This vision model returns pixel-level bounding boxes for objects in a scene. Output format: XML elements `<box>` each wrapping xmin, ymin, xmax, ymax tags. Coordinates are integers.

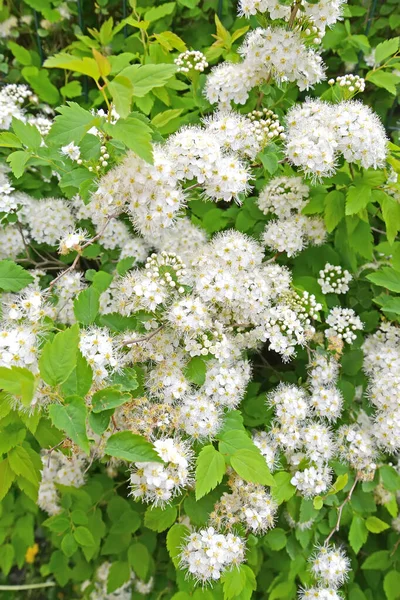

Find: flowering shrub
<box><xmin>0</xmin><ymin>1</ymin><xmax>400</xmax><ymax>599</ymax></box>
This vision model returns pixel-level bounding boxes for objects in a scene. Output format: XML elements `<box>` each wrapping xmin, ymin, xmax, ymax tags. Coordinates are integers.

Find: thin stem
<box><xmin>0</xmin><ymin>583</ymin><xmax>56</xmax><ymax>590</ymax></box>
<box><xmin>324</xmin><ymin>475</ymin><xmax>359</xmax><ymax>545</ymax></box>
<box><xmin>288</xmin><ymin>2</ymin><xmax>300</xmax><ymax>29</ymax></box>
<box><xmin>123</xmin><ymin>326</ymin><xmax>164</xmax><ymax>346</ymax></box>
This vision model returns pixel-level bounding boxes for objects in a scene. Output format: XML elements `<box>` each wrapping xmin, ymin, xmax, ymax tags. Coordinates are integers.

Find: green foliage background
<box><xmin>0</xmin><ymin>0</ymin><xmax>399</xmax><ymax>599</ymax></box>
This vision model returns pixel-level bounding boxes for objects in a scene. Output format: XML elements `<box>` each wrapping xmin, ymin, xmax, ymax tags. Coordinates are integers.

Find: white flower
<box><xmin>61</xmin><ymin>142</ymin><xmax>81</xmax><ymax>161</ymax></box>
<box><xmin>325</xmin><ymin>307</ymin><xmax>363</xmax><ymax>344</ymax></box>
<box><xmin>310</xmin><ymin>545</ymin><xmax>350</xmax><ymax>588</ymax></box>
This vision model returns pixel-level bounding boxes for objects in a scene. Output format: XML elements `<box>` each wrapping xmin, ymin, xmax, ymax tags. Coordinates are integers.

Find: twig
<box><xmin>390</xmin><ymin>537</ymin><xmax>400</xmax><ymax>557</ymax></box>
<box><xmin>123</xmin><ymin>326</ymin><xmax>164</xmax><ymax>346</ymax></box>
<box><xmin>0</xmin><ymin>583</ymin><xmax>55</xmax><ymax>591</ymax></box>
<box><xmin>288</xmin><ymin>2</ymin><xmax>300</xmax><ymax>28</ymax></box>
<box><xmin>324</xmin><ymin>475</ymin><xmax>359</xmax><ymax>545</ymax></box>
<box><xmin>49</xmin><ymin>214</ymin><xmax>116</xmax><ymax>289</ymax></box>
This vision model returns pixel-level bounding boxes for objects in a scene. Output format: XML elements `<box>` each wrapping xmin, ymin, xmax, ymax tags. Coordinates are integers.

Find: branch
<box><xmin>324</xmin><ymin>475</ymin><xmax>359</xmax><ymax>545</ymax></box>
<box><xmin>123</xmin><ymin>326</ymin><xmax>164</xmax><ymax>346</ymax></box>
<box><xmin>0</xmin><ymin>583</ymin><xmax>55</xmax><ymax>590</ymax></box>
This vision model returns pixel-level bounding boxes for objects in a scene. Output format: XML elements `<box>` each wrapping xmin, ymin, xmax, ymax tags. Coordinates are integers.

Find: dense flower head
<box><xmin>286</xmin><ymin>99</ymin><xmax>387</xmax><ymax>178</ymax></box>
<box><xmin>38</xmin><ymin>451</ymin><xmax>86</xmax><ymax>515</ymax></box>
<box><xmin>211</xmin><ymin>474</ymin><xmax>277</xmax><ymax>533</ymax></box>
<box><xmin>22</xmin><ymin>197</ymin><xmax>75</xmax><ymax>245</ymax></box>
<box><xmin>258</xmin><ymin>176</ymin><xmax>310</xmax><ymax>218</ymax></box>
<box><xmin>337</xmin><ymin>422</ymin><xmax>377</xmax><ymax>479</ymax></box>
<box><xmin>180</xmin><ymin>527</ymin><xmax>245</xmax><ymax>583</ymax></box>
<box><xmin>178</xmin><ymin>394</ymin><xmax>223</xmax><ymax>439</ymax></box>
<box><xmin>325</xmin><ymin>307</ymin><xmax>363</xmax><ymax>344</ymax></box>
<box><xmin>79</xmin><ymin>327</ymin><xmax>119</xmax><ymax>383</ymax></box>
<box><xmin>130</xmin><ymin>438</ymin><xmax>193</xmax><ymax>506</ymax></box>
<box><xmin>175</xmin><ymin>50</ymin><xmax>208</xmax><ymax>73</ymax></box>
<box><xmin>310</xmin><ymin>545</ymin><xmax>350</xmax><ymax>588</ymax></box>
<box><xmin>291</xmin><ymin>464</ymin><xmax>332</xmax><ymax>497</ymax></box>
<box><xmin>263</xmin><ymin>214</ymin><xmax>326</xmax><ymax>257</ymax></box>
<box><xmin>318</xmin><ymin>264</ymin><xmax>352</xmax><ymax>295</ymax></box>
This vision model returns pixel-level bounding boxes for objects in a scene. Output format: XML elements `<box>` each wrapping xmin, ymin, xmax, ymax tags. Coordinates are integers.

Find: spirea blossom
<box><xmin>178</xmin><ymin>394</ymin><xmax>223</xmax><ymax>439</ymax></box>
<box><xmin>22</xmin><ymin>197</ymin><xmax>75</xmax><ymax>245</ymax></box>
<box><xmin>337</xmin><ymin>423</ymin><xmax>377</xmax><ymax>480</ymax></box>
<box><xmin>205</xmin><ymin>27</ymin><xmax>325</xmax><ymax>107</ymax></box>
<box><xmin>310</xmin><ymin>545</ymin><xmax>350</xmax><ymax>588</ymax></box>
<box><xmin>258</xmin><ymin>176</ymin><xmax>309</xmax><ymax>218</ymax></box>
<box><xmin>0</xmin><ymin>225</ymin><xmax>25</xmax><ymax>259</ymax></box>
<box><xmin>300</xmin><ymin>587</ymin><xmax>342</xmax><ymax>600</ymax></box>
<box><xmin>286</xmin><ymin>99</ymin><xmax>387</xmax><ymax>178</ymax></box>
<box><xmin>291</xmin><ymin>465</ymin><xmax>332</xmax><ymax>497</ymax></box>
<box><xmin>175</xmin><ymin>50</ymin><xmax>208</xmax><ymax>73</ymax></box>
<box><xmin>179</xmin><ymin>527</ymin><xmax>245</xmax><ymax>583</ymax></box>
<box><xmin>79</xmin><ymin>327</ymin><xmax>119</xmax><ymax>383</ymax></box>
<box><xmin>318</xmin><ymin>264</ymin><xmax>352</xmax><ymax>294</ymax></box>
<box><xmin>211</xmin><ymin>474</ymin><xmax>277</xmax><ymax>533</ymax></box>
<box><xmin>130</xmin><ymin>438</ymin><xmax>193</xmax><ymax>505</ymax></box>
<box><xmin>263</xmin><ymin>214</ymin><xmax>326</xmax><ymax>257</ymax></box>
<box><xmin>325</xmin><ymin>307</ymin><xmax>363</xmax><ymax>344</ymax></box>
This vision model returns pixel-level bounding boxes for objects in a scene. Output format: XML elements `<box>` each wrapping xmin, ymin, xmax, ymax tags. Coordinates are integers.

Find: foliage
<box><xmin>0</xmin><ymin>0</ymin><xmax>400</xmax><ymax>600</ymax></box>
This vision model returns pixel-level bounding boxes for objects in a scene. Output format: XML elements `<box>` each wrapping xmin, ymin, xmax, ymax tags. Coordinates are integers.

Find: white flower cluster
<box><xmin>38</xmin><ymin>451</ymin><xmax>86</xmax><ymax>515</ymax></box>
<box><xmin>147</xmin><ymin>217</ymin><xmax>207</xmax><ymax>266</ymax></box>
<box><xmin>0</xmin><ymin>83</ymin><xmax>31</xmax><ymax>129</ymax></box>
<box><xmin>257</xmin><ymin>175</ymin><xmax>310</xmax><ymax>218</ymax></box>
<box><xmin>54</xmin><ymin>271</ymin><xmax>86</xmax><ymax>324</ymax></box>
<box><xmin>328</xmin><ymin>73</ymin><xmax>365</xmax><ymax>93</ymax></box>
<box><xmin>211</xmin><ymin>474</ymin><xmax>277</xmax><ymax>533</ymax></box>
<box><xmin>310</xmin><ymin>545</ymin><xmax>350</xmax><ymax>587</ymax></box>
<box><xmin>247</xmin><ymin>108</ymin><xmax>286</xmax><ymax>145</ymax></box>
<box><xmin>325</xmin><ymin>307</ymin><xmax>363</xmax><ymax>344</ymax></box>
<box><xmin>318</xmin><ymin>263</ymin><xmax>352</xmax><ymax>294</ymax></box>
<box><xmin>337</xmin><ymin>422</ymin><xmax>377</xmax><ymax>480</ymax></box>
<box><xmin>180</xmin><ymin>527</ymin><xmax>245</xmax><ymax>583</ymax></box>
<box><xmin>0</xmin><ymin>171</ymin><xmax>18</xmax><ymax>213</ymax></box>
<box><xmin>130</xmin><ymin>438</ymin><xmax>193</xmax><ymax>506</ymax></box>
<box><xmin>308</xmin><ymin>353</ymin><xmax>343</xmax><ymax>421</ymax></box>
<box><xmin>286</xmin><ymin>99</ymin><xmax>387</xmax><ymax>179</ymax></box>
<box><xmin>22</xmin><ymin>197</ymin><xmax>75</xmax><ymax>245</ymax></box>
<box><xmin>79</xmin><ymin>327</ymin><xmax>119</xmax><ymax>383</ymax></box>
<box><xmin>0</xmin><ymin>225</ymin><xmax>25</xmax><ymax>259</ymax></box>
<box><xmin>0</xmin><ymin>325</ymin><xmax>38</xmax><ymax>370</ymax></box>
<box><xmin>175</xmin><ymin>50</ymin><xmax>208</xmax><ymax>73</ymax></box>
<box><xmin>178</xmin><ymin>394</ymin><xmax>223</xmax><ymax>439</ymax></box>
<box><xmin>263</xmin><ymin>206</ymin><xmax>326</xmax><ymax>257</ymax></box>
<box><xmin>205</xmin><ymin>27</ymin><xmax>325</xmax><ymax>107</ymax></box>
<box><xmin>363</xmin><ymin>324</ymin><xmax>400</xmax><ymax>452</ymax></box>
<box><xmin>238</xmin><ymin>0</ymin><xmax>346</xmax><ymax>34</ymax></box>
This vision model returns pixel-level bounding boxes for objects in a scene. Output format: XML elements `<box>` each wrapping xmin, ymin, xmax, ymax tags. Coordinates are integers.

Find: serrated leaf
<box><xmin>0</xmin><ymin>260</ymin><xmax>34</xmax><ymax>292</ymax></box>
<box><xmin>73</xmin><ymin>287</ymin><xmax>100</xmax><ymax>326</ymax></box>
<box><xmin>12</xmin><ymin>117</ymin><xmax>42</xmax><ymax>150</ymax></box>
<box><xmin>0</xmin><ymin>132</ymin><xmax>23</xmax><ymax>148</ymax></box>
<box><xmin>230</xmin><ymin>449</ymin><xmax>275</xmax><ymax>486</ymax></box>
<box><xmin>0</xmin><ymin>459</ymin><xmax>16</xmax><ymax>501</ymax></box>
<box><xmin>195</xmin><ymin>445</ymin><xmax>226</xmax><ymax>500</ymax></box>
<box><xmin>361</xmin><ymin>550</ymin><xmax>391</xmax><ymax>570</ymax></box>
<box><xmin>103</xmin><ymin>117</ymin><xmax>153</xmax><ymax>163</ymax></box>
<box><xmin>74</xmin><ymin>526</ymin><xmax>95</xmax><ymax>546</ymax></box>
<box><xmin>6</xmin><ymin>150</ymin><xmax>31</xmax><ymax>178</ymax></box>
<box><xmin>104</xmin><ymin>431</ymin><xmax>162</xmax><ymax>462</ymax></box>
<box><xmin>375</xmin><ymin>37</ymin><xmax>400</xmax><ymax>63</ymax></box>
<box><xmin>47</xmin><ymin>102</ymin><xmax>98</xmax><ymax>146</ymax></box>
<box><xmin>366</xmin><ymin>267</ymin><xmax>400</xmax><ymax>293</ymax></box>
<box><xmin>128</xmin><ymin>543</ymin><xmax>150</xmax><ymax>579</ymax></box>
<box><xmin>44</xmin><ymin>53</ymin><xmax>101</xmax><ymax>80</ymax></box>
<box><xmin>48</xmin><ymin>396</ymin><xmax>90</xmax><ymax>454</ymax></box>
<box><xmin>324</xmin><ymin>190</ymin><xmax>345</xmax><ymax>232</ymax></box>
<box><xmin>346</xmin><ymin>185</ymin><xmax>371</xmax><ymax>215</ymax></box>
<box><xmin>365</xmin><ymin>516</ymin><xmax>389</xmax><ymax>533</ymax></box>
<box><xmin>144</xmin><ymin>505</ymin><xmax>177</xmax><ymax>532</ymax></box>
<box><xmin>39</xmin><ymin>324</ymin><xmax>79</xmax><ymax>386</ymax></box>
<box><xmin>91</xmin><ymin>387</ymin><xmax>131</xmax><ymax>413</ymax></box>
<box><xmin>349</xmin><ymin>515</ymin><xmax>368</xmax><ymax>554</ymax></box>
<box><xmin>8</xmin><ymin>446</ymin><xmax>40</xmax><ymax>486</ymax></box>
<box><xmin>120</xmin><ymin>63</ymin><xmax>177</xmax><ymax>97</ymax></box>
<box><xmin>0</xmin><ymin>367</ymin><xmax>35</xmax><ymax>407</ymax></box>
<box><xmin>166</xmin><ymin>523</ymin><xmax>189</xmax><ymax>567</ymax></box>
<box><xmin>108</xmin><ymin>75</ymin><xmax>134</xmax><ymax>119</ymax></box>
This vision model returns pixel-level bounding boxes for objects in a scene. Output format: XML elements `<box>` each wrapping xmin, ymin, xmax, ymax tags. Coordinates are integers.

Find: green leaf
<box><xmin>264</xmin><ymin>528</ymin><xmax>287</xmax><ymax>551</ymax></box>
<box><xmin>6</xmin><ymin>150</ymin><xmax>31</xmax><ymax>178</ymax></box>
<box><xmin>44</xmin><ymin>52</ymin><xmax>100</xmax><ymax>80</ymax></box>
<box><xmin>108</xmin><ymin>367</ymin><xmax>138</xmax><ymax>392</ymax></box>
<box><xmin>0</xmin><ymin>132</ymin><xmax>23</xmax><ymax>148</ymax></box>
<box><xmin>166</xmin><ymin>523</ymin><xmax>189</xmax><ymax>567</ymax></box>
<box><xmin>384</xmin><ymin>571</ymin><xmax>400</xmax><ymax>600</ymax></box>
<box><xmin>61</xmin><ymin>533</ymin><xmax>78</xmax><ymax>557</ymax></box>
<box><xmin>74</xmin><ymin>526</ymin><xmax>95</xmax><ymax>546</ymax></box>
<box><xmin>185</xmin><ymin>356</ymin><xmax>207</xmax><ymax>386</ymax></box>
<box><xmin>21</xmin><ymin>66</ymin><xmax>60</xmax><ymax>104</ymax></box>
<box><xmin>91</xmin><ymin>387</ymin><xmax>131</xmax><ymax>413</ymax></box>
<box><xmin>195</xmin><ymin>445</ymin><xmax>226</xmax><ymax>500</ymax></box>
<box><xmin>108</xmin><ymin>75</ymin><xmax>134</xmax><ymax>119</ymax></box>
<box><xmin>380</xmin><ymin>465</ymin><xmax>400</xmax><ymax>492</ymax></box>
<box><xmin>218</xmin><ymin>430</ymin><xmax>256</xmax><ymax>455</ymax></box>
<box><xmin>0</xmin><ymin>459</ymin><xmax>16</xmax><ymax>501</ymax></box>
<box><xmin>222</xmin><ymin>565</ymin><xmax>256</xmax><ymax>600</ymax></box>
<box><xmin>375</xmin><ymin>37</ymin><xmax>400</xmax><ymax>63</ymax></box>
<box><xmin>366</xmin><ymin>267</ymin><xmax>400</xmax><ymax>293</ymax></box>
<box><xmin>230</xmin><ymin>449</ymin><xmax>275</xmax><ymax>486</ymax></box>
<box><xmin>103</xmin><ymin>117</ymin><xmax>153</xmax><ymax>163</ymax></box>
<box><xmin>367</xmin><ymin>70</ymin><xmax>400</xmax><ymax>95</ymax></box>
<box><xmin>365</xmin><ymin>516</ymin><xmax>390</xmax><ymax>533</ymax></box>
<box><xmin>271</xmin><ymin>472</ymin><xmax>296</xmax><ymax>505</ymax></box>
<box><xmin>60</xmin><ymin>81</ymin><xmax>83</xmax><ymax>98</ymax></box>
<box><xmin>0</xmin><ymin>260</ymin><xmax>34</xmax><ymax>292</ymax></box>
<box><xmin>0</xmin><ymin>367</ymin><xmax>35</xmax><ymax>407</ymax></box>
<box><xmin>73</xmin><ymin>287</ymin><xmax>100</xmax><ymax>326</ymax></box>
<box><xmin>0</xmin><ymin>544</ymin><xmax>14</xmax><ymax>576</ymax></box>
<box><xmin>61</xmin><ymin>351</ymin><xmax>93</xmax><ymax>398</ymax></box>
<box><xmin>104</xmin><ymin>431</ymin><xmax>162</xmax><ymax>462</ymax></box>
<box><xmin>39</xmin><ymin>324</ymin><xmax>79</xmax><ymax>386</ymax></box>
<box><xmin>107</xmin><ymin>561</ymin><xmax>131</xmax><ymax>594</ymax></box>
<box><xmin>144</xmin><ymin>2</ymin><xmax>176</xmax><ymax>22</ymax></box>
<box><xmin>120</xmin><ymin>63</ymin><xmax>177</xmax><ymax>97</ymax></box>
<box><xmin>375</xmin><ymin>190</ymin><xmax>400</xmax><ymax>244</ymax></box>
<box><xmin>361</xmin><ymin>550</ymin><xmax>391</xmax><ymax>570</ymax></box>
<box><xmin>349</xmin><ymin>515</ymin><xmax>368</xmax><ymax>554</ymax></box>
<box><xmin>128</xmin><ymin>542</ymin><xmax>150</xmax><ymax>580</ymax></box>
<box><xmin>346</xmin><ymin>185</ymin><xmax>372</xmax><ymax>215</ymax></box>
<box><xmin>327</xmin><ymin>473</ymin><xmax>349</xmax><ymax>495</ymax></box>
<box><xmin>47</xmin><ymin>102</ymin><xmax>98</xmax><ymax>146</ymax></box>
<box><xmin>8</xmin><ymin>446</ymin><xmax>40</xmax><ymax>487</ymax></box>
<box><xmin>12</xmin><ymin>117</ymin><xmax>42</xmax><ymax>150</ymax></box>
<box><xmin>144</xmin><ymin>505</ymin><xmax>177</xmax><ymax>532</ymax></box>
<box><xmin>48</xmin><ymin>396</ymin><xmax>90</xmax><ymax>454</ymax></box>
<box><xmin>8</xmin><ymin>41</ymin><xmax>32</xmax><ymax>65</ymax></box>
<box><xmin>324</xmin><ymin>190</ymin><xmax>345</xmax><ymax>232</ymax></box>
